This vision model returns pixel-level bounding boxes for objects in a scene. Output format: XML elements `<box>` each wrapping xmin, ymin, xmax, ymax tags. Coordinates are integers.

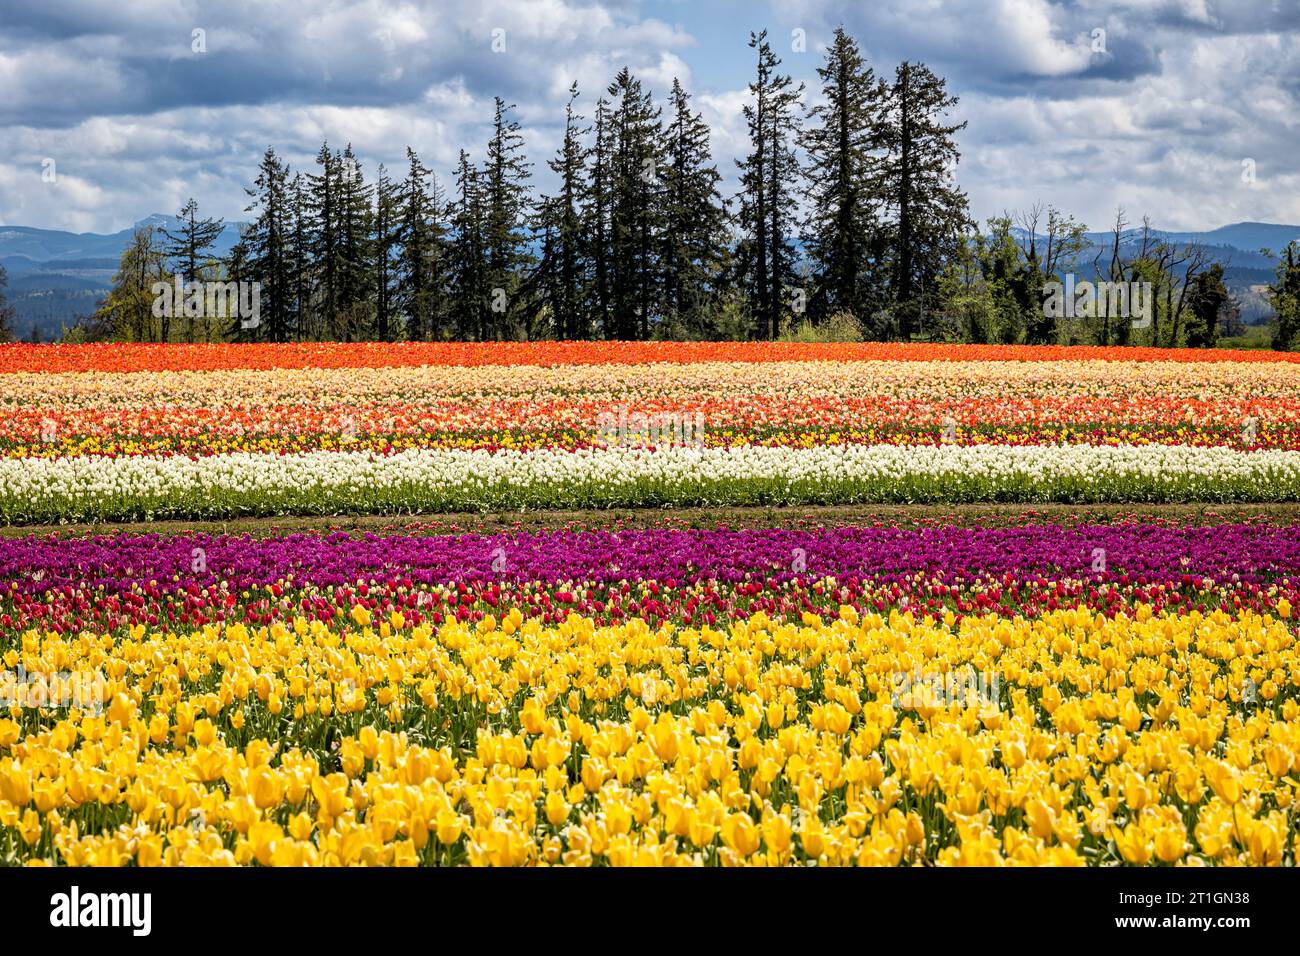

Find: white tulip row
<box><xmin>4</xmin><ymin>442</ymin><xmax>1300</xmax><ymax>522</ymax></box>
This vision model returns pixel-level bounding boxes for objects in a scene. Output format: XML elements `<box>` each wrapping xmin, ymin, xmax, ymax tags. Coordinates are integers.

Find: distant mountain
<box><xmin>1005</xmin><ymin>220</ymin><xmax>1295</xmax><ymax>322</ymax></box>
<box><xmin>1118</xmin><ymin>222</ymin><xmax>1300</xmax><ymax>255</ymax></box>
<box><xmin>0</xmin><ymin>215</ymin><xmax>243</xmax><ymax>340</ymax></box>
<box><xmin>0</xmin><ymin>214</ymin><xmax>242</xmax><ymax>265</ymax></box>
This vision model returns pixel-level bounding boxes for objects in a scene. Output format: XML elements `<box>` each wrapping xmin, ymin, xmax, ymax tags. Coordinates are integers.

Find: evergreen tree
<box><xmin>372</xmin><ymin>163</ymin><xmax>401</xmax><ymax>341</ymax></box>
<box><xmin>448</xmin><ymin>151</ymin><xmax>490</xmax><ymax>340</ymax></box>
<box><xmin>483</xmin><ymin>97</ymin><xmax>532</xmax><ymax>339</ymax></box>
<box><xmin>880</xmin><ymin>60</ymin><xmax>970</xmax><ymax>340</ymax></box>
<box><xmin>982</xmin><ymin>216</ymin><xmax>1038</xmax><ymax>344</ymax></box>
<box><xmin>160</xmin><ymin>198</ymin><xmax>226</xmax><ymax>342</ymax></box>
<box><xmin>583</xmin><ymin>96</ymin><xmax>615</xmax><ymax>338</ymax></box>
<box><xmin>1220</xmin><ymin>294</ymin><xmax>1245</xmax><ymax>340</ymax></box>
<box><xmin>535</xmin><ymin>82</ymin><xmax>590</xmax><ymax>340</ymax></box>
<box><xmin>0</xmin><ymin>263</ymin><xmax>16</xmax><ymax>343</ymax></box>
<box><xmin>221</xmin><ymin>237</ymin><xmax>253</xmax><ymax>338</ymax></box>
<box><xmin>737</xmin><ymin>31</ymin><xmax>804</xmax><ymax>340</ymax></box>
<box><xmin>1269</xmin><ymin>242</ymin><xmax>1300</xmax><ymax>352</ymax></box>
<box><xmin>308</xmin><ymin>142</ymin><xmax>341</xmax><ymax>337</ymax></box>
<box><xmin>1184</xmin><ymin>263</ymin><xmax>1228</xmax><ymax>348</ymax></box>
<box><xmin>241</xmin><ymin>147</ymin><xmax>294</xmax><ymax>341</ymax></box>
<box><xmin>800</xmin><ymin>27</ymin><xmax>886</xmax><ymax>325</ymax></box>
<box><xmin>398</xmin><ymin>148</ymin><xmax>448</xmax><ymax>340</ymax></box>
<box><xmin>335</xmin><ymin>144</ymin><xmax>374</xmax><ymax>340</ymax></box>
<box><xmin>661</xmin><ymin>77</ymin><xmax>729</xmax><ymax>337</ymax></box>
<box><xmin>288</xmin><ymin>173</ymin><xmax>314</xmax><ymax>341</ymax></box>
<box><xmin>606</xmin><ymin>69</ymin><xmax>664</xmax><ymax>340</ymax></box>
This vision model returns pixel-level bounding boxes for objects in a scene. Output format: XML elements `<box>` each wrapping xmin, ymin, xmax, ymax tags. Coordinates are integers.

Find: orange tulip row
<box><xmin>4</xmin><ymin>340</ymin><xmax>1299</xmax><ymax>374</ymax></box>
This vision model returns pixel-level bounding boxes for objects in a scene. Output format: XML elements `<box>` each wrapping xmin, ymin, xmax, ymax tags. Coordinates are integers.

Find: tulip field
<box><xmin>1</xmin><ymin>341</ymin><xmax>1299</xmax><ymax>866</ymax></box>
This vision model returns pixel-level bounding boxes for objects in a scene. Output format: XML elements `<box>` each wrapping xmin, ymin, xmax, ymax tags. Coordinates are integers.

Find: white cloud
<box><xmin>0</xmin><ymin>0</ymin><xmax>1296</xmax><ymax>234</ymax></box>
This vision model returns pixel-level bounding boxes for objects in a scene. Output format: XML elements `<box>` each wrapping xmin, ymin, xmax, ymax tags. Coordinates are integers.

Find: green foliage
<box><xmin>1184</xmin><ymin>263</ymin><xmax>1228</xmax><ymax>348</ymax></box>
<box><xmin>92</xmin><ymin>226</ymin><xmax>171</xmax><ymax>341</ymax></box>
<box><xmin>1270</xmin><ymin>242</ymin><xmax>1300</xmax><ymax>352</ymax></box>
<box><xmin>778</xmin><ymin>311</ymin><xmax>866</xmax><ymax>343</ymax></box>
<box><xmin>0</xmin><ymin>263</ymin><xmax>16</xmax><ymax>343</ymax></box>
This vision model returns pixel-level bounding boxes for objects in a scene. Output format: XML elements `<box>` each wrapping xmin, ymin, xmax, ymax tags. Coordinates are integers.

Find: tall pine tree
<box><xmin>1184</xmin><ymin>263</ymin><xmax>1228</xmax><ymax>348</ymax></box>
<box><xmin>288</xmin><ymin>173</ymin><xmax>314</xmax><ymax>341</ymax></box>
<box><xmin>661</xmin><ymin>77</ymin><xmax>729</xmax><ymax>337</ymax></box>
<box><xmin>583</xmin><ymin>96</ymin><xmax>615</xmax><ymax>338</ymax></box>
<box><xmin>335</xmin><ymin>144</ymin><xmax>374</xmax><ymax>340</ymax></box>
<box><xmin>737</xmin><ymin>31</ymin><xmax>804</xmax><ymax>340</ymax></box>
<box><xmin>372</xmin><ymin>163</ymin><xmax>401</xmax><ymax>341</ymax></box>
<box><xmin>0</xmin><ymin>263</ymin><xmax>16</xmax><ymax>343</ymax></box>
<box><xmin>398</xmin><ymin>148</ymin><xmax>448</xmax><ymax>340</ymax></box>
<box><xmin>308</xmin><ymin>143</ymin><xmax>340</xmax><ymax>338</ymax></box>
<box><xmin>607</xmin><ymin>68</ymin><xmax>664</xmax><ymax>340</ymax></box>
<box><xmin>880</xmin><ymin>60</ymin><xmax>970</xmax><ymax>340</ymax></box>
<box><xmin>1269</xmin><ymin>242</ymin><xmax>1300</xmax><ymax>351</ymax></box>
<box><xmin>160</xmin><ymin>197</ymin><xmax>225</xmax><ymax>342</ymax></box>
<box><xmin>535</xmin><ymin>82</ymin><xmax>590</xmax><ymax>340</ymax></box>
<box><xmin>800</xmin><ymin>27</ymin><xmax>886</xmax><ymax>327</ymax></box>
<box><xmin>241</xmin><ymin>147</ymin><xmax>294</xmax><ymax>341</ymax></box>
<box><xmin>448</xmin><ymin>151</ymin><xmax>490</xmax><ymax>340</ymax></box>
<box><xmin>483</xmin><ymin>98</ymin><xmax>532</xmax><ymax>339</ymax></box>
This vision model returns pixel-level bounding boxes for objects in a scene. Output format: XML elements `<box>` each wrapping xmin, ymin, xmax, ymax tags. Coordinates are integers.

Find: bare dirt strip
<box><xmin>5</xmin><ymin>502</ymin><xmax>1300</xmax><ymax>539</ymax></box>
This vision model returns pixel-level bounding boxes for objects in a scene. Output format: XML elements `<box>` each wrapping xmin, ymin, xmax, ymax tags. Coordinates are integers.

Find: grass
<box><xmin>1219</xmin><ymin>323</ymin><xmax>1274</xmax><ymax>350</ymax></box>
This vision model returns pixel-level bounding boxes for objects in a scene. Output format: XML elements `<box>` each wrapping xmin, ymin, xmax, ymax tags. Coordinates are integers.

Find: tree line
<box><xmin>50</xmin><ymin>26</ymin><xmax>1300</xmax><ymax>349</ymax></box>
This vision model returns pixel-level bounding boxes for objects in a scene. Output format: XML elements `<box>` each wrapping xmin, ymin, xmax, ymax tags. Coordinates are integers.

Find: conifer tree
<box><xmin>0</xmin><ymin>263</ymin><xmax>18</xmax><ymax>343</ymax></box>
<box><xmin>607</xmin><ymin>68</ymin><xmax>664</xmax><ymax>340</ymax></box>
<box><xmin>800</xmin><ymin>27</ymin><xmax>886</xmax><ymax>326</ymax></box>
<box><xmin>535</xmin><ymin>82</ymin><xmax>590</xmax><ymax>340</ymax></box>
<box><xmin>1270</xmin><ymin>242</ymin><xmax>1300</xmax><ymax>351</ymax></box>
<box><xmin>241</xmin><ymin>147</ymin><xmax>294</xmax><ymax>341</ymax></box>
<box><xmin>1184</xmin><ymin>263</ymin><xmax>1228</xmax><ymax>348</ymax></box>
<box><xmin>398</xmin><ymin>148</ymin><xmax>448</xmax><ymax>340</ymax></box>
<box><xmin>483</xmin><ymin>97</ymin><xmax>532</xmax><ymax>339</ymax></box>
<box><xmin>308</xmin><ymin>142</ymin><xmax>340</xmax><ymax>335</ymax></box>
<box><xmin>372</xmin><ymin>163</ymin><xmax>401</xmax><ymax>341</ymax></box>
<box><xmin>160</xmin><ymin>197</ymin><xmax>225</xmax><ymax>341</ymax></box>
<box><xmin>737</xmin><ymin>31</ymin><xmax>804</xmax><ymax>340</ymax></box>
<box><xmin>879</xmin><ymin>60</ymin><xmax>970</xmax><ymax>340</ymax></box>
<box><xmin>583</xmin><ymin>96</ymin><xmax>615</xmax><ymax>338</ymax></box>
<box><xmin>335</xmin><ymin>144</ymin><xmax>374</xmax><ymax>340</ymax></box>
<box><xmin>448</xmin><ymin>151</ymin><xmax>490</xmax><ymax>340</ymax></box>
<box><xmin>288</xmin><ymin>173</ymin><xmax>314</xmax><ymax>341</ymax></box>
<box><xmin>661</xmin><ymin>77</ymin><xmax>728</xmax><ymax>337</ymax></box>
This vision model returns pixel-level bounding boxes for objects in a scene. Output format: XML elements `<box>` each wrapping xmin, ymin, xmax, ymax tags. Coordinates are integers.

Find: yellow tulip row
<box><xmin>1</xmin><ymin>603</ymin><xmax>1297</xmax><ymax>866</ymax></box>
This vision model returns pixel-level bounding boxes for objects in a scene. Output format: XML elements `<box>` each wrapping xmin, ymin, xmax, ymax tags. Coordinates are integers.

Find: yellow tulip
<box><xmin>722</xmin><ymin>813</ymin><xmax>761</xmax><ymax>857</ymax></box>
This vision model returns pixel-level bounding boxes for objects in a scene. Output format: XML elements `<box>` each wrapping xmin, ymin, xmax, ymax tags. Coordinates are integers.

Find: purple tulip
<box><xmin>3</xmin><ymin>522</ymin><xmax>1297</xmax><ymax>596</ymax></box>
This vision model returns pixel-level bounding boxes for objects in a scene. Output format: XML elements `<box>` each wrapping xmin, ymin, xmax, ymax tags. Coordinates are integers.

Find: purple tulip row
<box><xmin>4</xmin><ymin>522</ymin><xmax>1297</xmax><ymax>595</ymax></box>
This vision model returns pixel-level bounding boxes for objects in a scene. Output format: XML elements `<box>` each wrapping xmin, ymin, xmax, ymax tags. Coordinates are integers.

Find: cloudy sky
<box><xmin>1</xmin><ymin>0</ymin><xmax>1297</xmax><ymax>235</ymax></box>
